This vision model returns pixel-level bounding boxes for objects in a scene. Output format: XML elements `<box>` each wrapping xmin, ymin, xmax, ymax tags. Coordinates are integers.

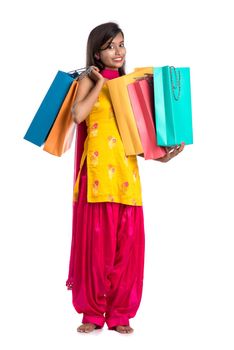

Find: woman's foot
<box><xmin>115</xmin><ymin>325</ymin><xmax>134</xmax><ymax>334</ymax></box>
<box><xmin>77</xmin><ymin>323</ymin><xmax>98</xmax><ymax>333</ymax></box>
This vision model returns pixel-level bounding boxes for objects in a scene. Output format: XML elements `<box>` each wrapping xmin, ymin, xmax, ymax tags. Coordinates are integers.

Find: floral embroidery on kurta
<box><xmin>73</xmin><ymin>83</ymin><xmax>142</xmax><ymax>206</ymax></box>
<box><xmin>90</xmin><ymin>122</ymin><xmax>98</xmax><ymax>137</ymax></box>
<box><xmin>92</xmin><ymin>180</ymin><xmax>99</xmax><ymax>196</ymax></box>
<box><xmin>108</xmin><ymin>164</ymin><xmax>115</xmax><ymax>179</ymax></box>
<box><xmin>107</xmin><ymin>136</ymin><xmax>117</xmax><ymax>149</ymax></box>
<box><xmin>90</xmin><ymin>151</ymin><xmax>99</xmax><ymax>166</ymax></box>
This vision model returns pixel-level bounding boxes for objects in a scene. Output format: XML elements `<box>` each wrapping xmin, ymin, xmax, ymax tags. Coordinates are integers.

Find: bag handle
<box><xmin>169</xmin><ymin>66</ymin><xmax>181</xmax><ymax>101</ymax></box>
<box><xmin>133</xmin><ymin>73</ymin><xmax>153</xmax><ymax>81</ymax></box>
<box><xmin>68</xmin><ymin>66</ymin><xmax>93</xmax><ymax>80</ymax></box>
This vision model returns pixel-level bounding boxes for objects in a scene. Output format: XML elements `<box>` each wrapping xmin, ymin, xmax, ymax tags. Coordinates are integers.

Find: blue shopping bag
<box><xmin>153</xmin><ymin>66</ymin><xmax>193</xmax><ymax>146</ymax></box>
<box><xmin>24</xmin><ymin>67</ymin><xmax>91</xmax><ymax>147</ymax></box>
<box><xmin>24</xmin><ymin>71</ymin><xmax>75</xmax><ymax>146</ymax></box>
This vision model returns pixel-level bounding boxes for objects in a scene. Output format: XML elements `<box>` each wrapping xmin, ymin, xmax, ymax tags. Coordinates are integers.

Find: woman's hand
<box><xmin>88</xmin><ymin>66</ymin><xmax>107</xmax><ymax>85</ymax></box>
<box><xmin>157</xmin><ymin>142</ymin><xmax>185</xmax><ymax>162</ymax></box>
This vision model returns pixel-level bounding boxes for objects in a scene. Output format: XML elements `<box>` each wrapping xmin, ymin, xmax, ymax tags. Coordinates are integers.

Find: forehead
<box><xmin>102</xmin><ymin>32</ymin><xmax>124</xmax><ymax>48</ymax></box>
<box><xmin>111</xmin><ymin>32</ymin><xmax>124</xmax><ymax>43</ymax></box>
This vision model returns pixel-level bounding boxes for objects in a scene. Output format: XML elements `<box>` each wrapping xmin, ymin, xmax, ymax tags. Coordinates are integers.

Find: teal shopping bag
<box><xmin>153</xmin><ymin>66</ymin><xmax>193</xmax><ymax>146</ymax></box>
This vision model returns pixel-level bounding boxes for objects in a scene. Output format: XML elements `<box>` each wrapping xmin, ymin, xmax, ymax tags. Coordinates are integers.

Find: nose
<box><xmin>115</xmin><ymin>46</ymin><xmax>120</xmax><ymax>55</ymax></box>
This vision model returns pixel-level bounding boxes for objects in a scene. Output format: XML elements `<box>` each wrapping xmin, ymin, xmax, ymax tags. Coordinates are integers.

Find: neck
<box><xmin>100</xmin><ymin>68</ymin><xmax>120</xmax><ymax>79</ymax></box>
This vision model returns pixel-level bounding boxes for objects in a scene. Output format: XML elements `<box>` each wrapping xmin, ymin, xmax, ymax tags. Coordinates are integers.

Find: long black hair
<box><xmin>86</xmin><ymin>22</ymin><xmax>126</xmax><ymax>76</ymax></box>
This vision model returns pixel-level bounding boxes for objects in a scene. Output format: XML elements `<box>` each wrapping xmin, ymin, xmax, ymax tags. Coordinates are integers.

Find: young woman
<box><xmin>66</xmin><ymin>22</ymin><xmax>184</xmax><ymax>334</ymax></box>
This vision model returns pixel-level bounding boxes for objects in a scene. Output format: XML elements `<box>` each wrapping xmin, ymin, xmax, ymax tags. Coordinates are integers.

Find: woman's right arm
<box><xmin>71</xmin><ymin>67</ymin><xmax>106</xmax><ymax>124</ymax></box>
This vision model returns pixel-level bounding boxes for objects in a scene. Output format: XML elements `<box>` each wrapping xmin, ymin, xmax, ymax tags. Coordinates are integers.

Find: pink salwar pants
<box><xmin>66</xmin><ymin>124</ymin><xmax>145</xmax><ymax>329</ymax></box>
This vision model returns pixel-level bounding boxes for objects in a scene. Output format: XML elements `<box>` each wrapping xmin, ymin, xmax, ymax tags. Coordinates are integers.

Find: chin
<box><xmin>111</xmin><ymin>63</ymin><xmax>124</xmax><ymax>69</ymax></box>
<box><xmin>106</xmin><ymin>66</ymin><xmax>120</xmax><ymax>71</ymax></box>
<box><xmin>107</xmin><ymin>60</ymin><xmax>125</xmax><ymax>70</ymax></box>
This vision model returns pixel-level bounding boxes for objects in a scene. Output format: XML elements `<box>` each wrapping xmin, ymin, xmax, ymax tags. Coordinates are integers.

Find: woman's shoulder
<box><xmin>76</xmin><ymin>75</ymin><xmax>95</xmax><ymax>101</ymax></box>
<box><xmin>78</xmin><ymin>74</ymin><xmax>95</xmax><ymax>90</ymax></box>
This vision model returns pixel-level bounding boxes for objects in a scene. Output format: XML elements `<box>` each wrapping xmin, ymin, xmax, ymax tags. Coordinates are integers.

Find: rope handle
<box><xmin>169</xmin><ymin>66</ymin><xmax>181</xmax><ymax>101</ymax></box>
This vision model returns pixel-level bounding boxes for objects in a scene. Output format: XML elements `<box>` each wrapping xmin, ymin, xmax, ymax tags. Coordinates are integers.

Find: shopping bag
<box><xmin>127</xmin><ymin>76</ymin><xmax>166</xmax><ymax>160</ymax></box>
<box><xmin>106</xmin><ymin>67</ymin><xmax>153</xmax><ymax>156</ymax></box>
<box><xmin>153</xmin><ymin>66</ymin><xmax>193</xmax><ymax>146</ymax></box>
<box><xmin>24</xmin><ymin>67</ymin><xmax>92</xmax><ymax>149</ymax></box>
<box><xmin>43</xmin><ymin>80</ymin><xmax>79</xmax><ymax>156</ymax></box>
<box><xmin>24</xmin><ymin>71</ymin><xmax>75</xmax><ymax>147</ymax></box>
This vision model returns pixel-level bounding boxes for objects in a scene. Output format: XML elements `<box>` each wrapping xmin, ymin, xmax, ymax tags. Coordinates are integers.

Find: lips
<box><xmin>113</xmin><ymin>57</ymin><xmax>123</xmax><ymax>62</ymax></box>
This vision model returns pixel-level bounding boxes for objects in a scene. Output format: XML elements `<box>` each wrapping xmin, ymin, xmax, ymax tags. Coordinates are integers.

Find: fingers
<box><xmin>88</xmin><ymin>67</ymin><xmax>103</xmax><ymax>82</ymax></box>
<box><xmin>92</xmin><ymin>66</ymin><xmax>99</xmax><ymax>71</ymax></box>
<box><xmin>169</xmin><ymin>145</ymin><xmax>182</xmax><ymax>158</ymax></box>
<box><xmin>179</xmin><ymin>142</ymin><xmax>185</xmax><ymax>152</ymax></box>
<box><xmin>158</xmin><ymin>142</ymin><xmax>185</xmax><ymax>162</ymax></box>
<box><xmin>89</xmin><ymin>68</ymin><xmax>99</xmax><ymax>76</ymax></box>
<box><xmin>89</xmin><ymin>65</ymin><xmax>100</xmax><ymax>73</ymax></box>
<box><xmin>167</xmin><ymin>142</ymin><xmax>185</xmax><ymax>153</ymax></box>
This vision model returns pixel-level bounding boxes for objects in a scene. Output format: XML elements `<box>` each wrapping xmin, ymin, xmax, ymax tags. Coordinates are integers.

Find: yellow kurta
<box><xmin>73</xmin><ymin>82</ymin><xmax>143</xmax><ymax>206</ymax></box>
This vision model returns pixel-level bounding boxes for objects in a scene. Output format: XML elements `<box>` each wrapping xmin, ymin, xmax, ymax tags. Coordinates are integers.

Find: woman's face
<box><xmin>96</xmin><ymin>32</ymin><xmax>126</xmax><ymax>70</ymax></box>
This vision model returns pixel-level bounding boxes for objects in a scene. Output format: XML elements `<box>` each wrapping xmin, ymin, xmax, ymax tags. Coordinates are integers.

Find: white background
<box><xmin>1</xmin><ymin>0</ymin><xmax>234</xmax><ymax>349</ymax></box>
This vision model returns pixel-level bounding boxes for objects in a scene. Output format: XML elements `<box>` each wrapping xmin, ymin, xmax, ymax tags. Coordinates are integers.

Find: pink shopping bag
<box><xmin>127</xmin><ymin>76</ymin><xmax>166</xmax><ymax>160</ymax></box>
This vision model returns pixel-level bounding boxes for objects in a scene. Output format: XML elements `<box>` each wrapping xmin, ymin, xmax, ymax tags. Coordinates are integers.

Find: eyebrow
<box><xmin>110</xmin><ymin>40</ymin><xmax>124</xmax><ymax>44</ymax></box>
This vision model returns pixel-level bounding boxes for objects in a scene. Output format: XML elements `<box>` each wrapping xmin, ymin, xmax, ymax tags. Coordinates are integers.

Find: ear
<box><xmin>95</xmin><ymin>52</ymin><xmax>100</xmax><ymax>60</ymax></box>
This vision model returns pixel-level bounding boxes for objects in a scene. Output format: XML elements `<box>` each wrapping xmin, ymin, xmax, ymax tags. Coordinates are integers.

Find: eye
<box><xmin>107</xmin><ymin>43</ymin><xmax>125</xmax><ymax>49</ymax></box>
